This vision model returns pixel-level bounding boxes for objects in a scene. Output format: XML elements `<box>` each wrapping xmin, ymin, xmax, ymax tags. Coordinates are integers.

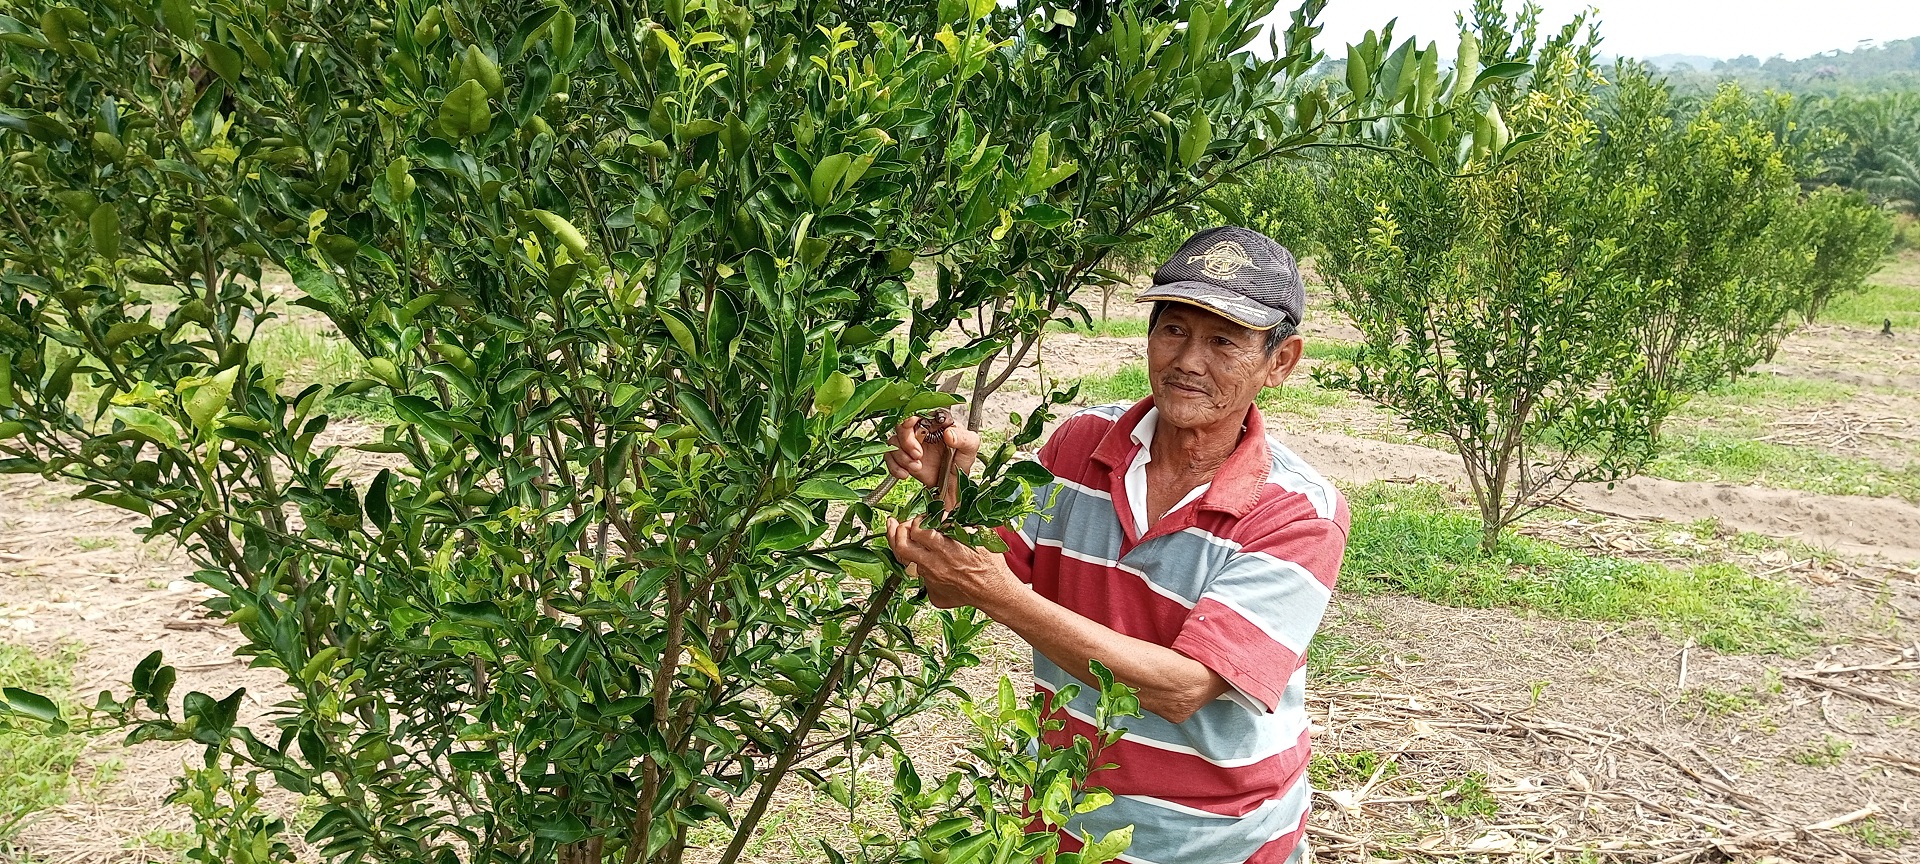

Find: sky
<box><xmin>1304</xmin><ymin>1</ymin><xmax>1920</xmax><ymax>64</ymax></box>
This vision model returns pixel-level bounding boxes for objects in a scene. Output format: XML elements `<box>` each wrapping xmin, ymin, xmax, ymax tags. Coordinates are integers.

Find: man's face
<box><xmin>1146</xmin><ymin>303</ymin><xmax>1305</xmax><ymax>431</ymax></box>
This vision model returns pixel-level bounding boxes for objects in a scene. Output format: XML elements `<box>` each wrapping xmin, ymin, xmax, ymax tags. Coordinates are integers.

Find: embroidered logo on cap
<box><xmin>1186</xmin><ymin>239</ymin><xmax>1255</xmax><ymax>279</ymax></box>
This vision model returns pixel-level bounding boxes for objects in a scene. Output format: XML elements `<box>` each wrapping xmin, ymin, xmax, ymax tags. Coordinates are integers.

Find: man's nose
<box><xmin>1170</xmin><ymin>340</ymin><xmax>1208</xmax><ymax>375</ymax></box>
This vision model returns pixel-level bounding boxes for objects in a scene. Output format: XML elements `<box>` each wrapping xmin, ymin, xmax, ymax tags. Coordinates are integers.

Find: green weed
<box><xmin>0</xmin><ymin>642</ymin><xmax>87</xmax><ymax>842</ymax></box>
<box><xmin>1844</xmin><ymin>817</ymin><xmax>1912</xmax><ymax>850</ymax></box>
<box><xmin>1303</xmin><ymin>340</ymin><xmax>1360</xmax><ymax>363</ymax></box>
<box><xmin>252</xmin><ymin>321</ymin><xmax>365</xmax><ymax>387</ymax></box>
<box><xmin>1822</xmin><ymin>260</ymin><xmax>1920</xmax><ymax>330</ymax></box>
<box><xmin>1341</xmin><ymin>482</ymin><xmax>1815</xmax><ymax>653</ymax></box>
<box><xmin>1431</xmin><ymin>772</ymin><xmax>1499</xmax><ymax>819</ymax></box>
<box><xmin>249</xmin><ymin>321</ymin><xmax>394</xmax><ymax>422</ymax></box>
<box><xmin>126</xmin><ymin>827</ymin><xmax>195</xmax><ymax>859</ymax></box>
<box><xmin>1679</xmin><ymin>686</ymin><xmax>1759</xmax><ymax>720</ymax></box>
<box><xmin>1257</xmin><ymin>378</ymin><xmax>1346</xmax><ymax>417</ymax></box>
<box><xmin>1067</xmin><ymin>364</ymin><xmax>1152</xmax><ymax>407</ymax></box>
<box><xmin>1646</xmin><ymin>429</ymin><xmax>1920</xmax><ymax>503</ymax></box>
<box><xmin>1305</xmin><ymin>630</ymin><xmax>1374</xmax><ymax>685</ymax></box>
<box><xmin>1308</xmin><ymin>748</ymin><xmax>1399</xmax><ymax>788</ymax></box>
<box><xmin>1787</xmin><ymin>735</ymin><xmax>1852</xmax><ymax>767</ymax></box>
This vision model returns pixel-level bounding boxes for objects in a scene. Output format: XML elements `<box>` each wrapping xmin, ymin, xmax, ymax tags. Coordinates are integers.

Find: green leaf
<box><xmin>904</xmin><ymin>390</ymin><xmax>962</xmax><ymax>413</ymax></box>
<box><xmin>181</xmin><ymin>366</ymin><xmax>238</xmax><ymax>433</ymax></box>
<box><xmin>160</xmin><ymin>0</ymin><xmax>195</xmax><ymax>37</ymax></box>
<box><xmin>531</xmin><ymin>209</ymin><xmax>588</xmax><ymax>258</ymax></box>
<box><xmin>366</xmin><ymin>469</ymin><xmax>392</xmax><ymax>526</ymax></box>
<box><xmin>814</xmin><ymin>371</ymin><xmax>853</xmax><ymax>415</ymax></box>
<box><xmin>439</xmin><ymin>79</ymin><xmax>493</xmax><ymax>138</ymax></box>
<box><xmin>1005</xmin><ymin>460</ymin><xmax>1054</xmax><ymax>486</ymax></box>
<box><xmin>89</xmin><ymin>203</ymin><xmax>119</xmax><ymax>259</ymax></box>
<box><xmin>1019</xmin><ymin>202</ymin><xmax>1071</xmax><ymax>229</ymax></box>
<box><xmin>795</xmin><ymin>479</ymin><xmax>861</xmax><ymax>501</ymax></box>
<box><xmin>1402</xmin><ymin>125</ymin><xmax>1441</xmax><ymax>166</ymax></box>
<box><xmin>111</xmin><ymin>406</ymin><xmax>179</xmax><ymax>447</ymax></box>
<box><xmin>676</xmin><ymin>390</ymin><xmax>723</xmax><ymax>441</ymax></box>
<box><xmin>1451</xmin><ymin>30</ymin><xmax>1479</xmax><ymax>103</ymax></box>
<box><xmin>675</xmin><ymin>117</ymin><xmax>722</xmax><ymax>141</ymax></box>
<box><xmin>743</xmin><ymin>249</ymin><xmax>778</xmax><ymax>309</ymax></box>
<box><xmin>1471</xmin><ymin>62</ymin><xmax>1532</xmax><ymax>92</ymax></box>
<box><xmin>1080</xmin><ymin>825</ymin><xmax>1132</xmax><ymax>864</ymax></box>
<box><xmin>1345</xmin><ymin>42</ymin><xmax>1371</xmax><ymax>98</ymax></box>
<box><xmin>442</xmin><ymin>601</ymin><xmax>508</xmax><ymax>628</ymax></box>
<box><xmin>199</xmin><ymin>40</ymin><xmax>242</xmax><ymax>82</ymax></box>
<box><xmin>1179</xmin><ymin>110</ymin><xmax>1211</xmax><ymax>168</ymax></box>
<box><xmin>810</xmin><ymin>152</ymin><xmax>852</xmax><ymax>207</ymax></box>
<box><xmin>1</xmin><ymin>687</ymin><xmax>66</xmax><ymax>734</ymax></box>
<box><xmin>659</xmin><ymin>311</ymin><xmax>699</xmax><ymax>356</ymax></box>
<box><xmin>460</xmin><ymin>44</ymin><xmax>505</xmax><ymax>99</ymax></box>
<box><xmin>531</xmin><ymin>814</ymin><xmax>589</xmax><ymax>843</ymax></box>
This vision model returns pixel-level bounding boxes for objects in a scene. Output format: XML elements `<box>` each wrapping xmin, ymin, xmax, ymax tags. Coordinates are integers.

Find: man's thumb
<box><xmin>943</xmin><ymin>426</ymin><xmax>979</xmax><ymax>454</ymax></box>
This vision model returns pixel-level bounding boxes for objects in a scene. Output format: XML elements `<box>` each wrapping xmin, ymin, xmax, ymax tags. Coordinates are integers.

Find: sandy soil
<box><xmin>1</xmin><ymin>475</ymin><xmax>301</xmax><ymax>862</ymax></box>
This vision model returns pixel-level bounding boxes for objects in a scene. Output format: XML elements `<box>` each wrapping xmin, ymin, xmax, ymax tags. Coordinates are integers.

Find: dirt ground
<box><xmin>4</xmin><ymin>286</ymin><xmax>1920</xmax><ymax>862</ymax></box>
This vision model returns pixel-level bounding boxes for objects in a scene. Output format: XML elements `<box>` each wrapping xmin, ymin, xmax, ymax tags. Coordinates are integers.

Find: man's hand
<box><xmin>883</xmin><ymin>417</ymin><xmax>981</xmax><ymax>490</ymax></box>
<box><xmin>885</xmin><ymin>515</ymin><xmax>1021</xmax><ymax>611</ymax></box>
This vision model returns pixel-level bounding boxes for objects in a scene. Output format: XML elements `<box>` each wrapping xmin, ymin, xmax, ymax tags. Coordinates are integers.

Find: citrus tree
<box><xmin>1789</xmin><ymin>185</ymin><xmax>1894</xmax><ymax>323</ymax></box>
<box><xmin>1591</xmin><ymin>67</ymin><xmax>1819</xmax><ymax>401</ymax></box>
<box><xmin>1315</xmin><ymin>2</ymin><xmax>1670</xmax><ymax>551</ymax></box>
<box><xmin>0</xmin><ymin>0</ymin><xmax>1469</xmax><ymax>861</ymax></box>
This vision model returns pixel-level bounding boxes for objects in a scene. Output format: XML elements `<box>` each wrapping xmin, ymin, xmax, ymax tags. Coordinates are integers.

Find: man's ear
<box><xmin>1265</xmin><ymin>334</ymin><xmax>1306</xmax><ymax>388</ymax></box>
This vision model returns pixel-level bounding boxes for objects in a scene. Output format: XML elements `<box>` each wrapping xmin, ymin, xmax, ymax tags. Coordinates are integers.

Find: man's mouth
<box><xmin>1162</xmin><ymin>378</ymin><xmax>1211</xmax><ymax>397</ymax></box>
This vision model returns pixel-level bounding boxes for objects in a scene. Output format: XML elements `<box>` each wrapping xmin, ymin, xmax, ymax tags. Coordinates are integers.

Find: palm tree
<box><xmin>1864</xmin><ymin>151</ymin><xmax>1920</xmax><ymax>214</ymax></box>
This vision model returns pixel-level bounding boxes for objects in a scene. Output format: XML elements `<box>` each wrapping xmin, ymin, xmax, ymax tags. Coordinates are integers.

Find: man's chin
<box><xmin>1154</xmin><ymin>394</ymin><xmax>1221</xmax><ymax>428</ymax></box>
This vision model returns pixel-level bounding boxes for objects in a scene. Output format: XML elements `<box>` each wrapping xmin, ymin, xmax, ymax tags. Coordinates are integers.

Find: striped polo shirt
<box><xmin>996</xmin><ymin>399</ymin><xmax>1349</xmax><ymax>864</ymax></box>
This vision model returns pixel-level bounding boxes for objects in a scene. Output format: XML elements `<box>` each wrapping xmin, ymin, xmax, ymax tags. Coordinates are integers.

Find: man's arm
<box><xmin>885</xmin><ymin>517</ymin><xmax>1230</xmax><ymax>723</ymax></box>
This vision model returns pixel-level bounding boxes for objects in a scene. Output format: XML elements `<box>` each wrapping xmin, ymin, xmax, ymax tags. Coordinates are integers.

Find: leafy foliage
<box><xmin>0</xmin><ymin>0</ymin><xmax>1469</xmax><ymax>862</ymax></box>
<box><xmin>945</xmin><ymin>0</ymin><xmax>1467</xmax><ymax>426</ymax></box>
<box><xmin>1789</xmin><ymin>185</ymin><xmax>1894</xmax><ymax>322</ymax></box>
<box><xmin>1593</xmin><ymin>68</ymin><xmax>1824</xmax><ymax>396</ymax></box>
<box><xmin>1128</xmin><ymin>161</ymin><xmax>1321</xmax><ymax>283</ymax></box>
<box><xmin>1315</xmin><ymin>3</ymin><xmax>1665</xmax><ymax>551</ymax></box>
<box><xmin>0</xmin><ymin>643</ymin><xmax>85</xmax><ymax>842</ymax></box>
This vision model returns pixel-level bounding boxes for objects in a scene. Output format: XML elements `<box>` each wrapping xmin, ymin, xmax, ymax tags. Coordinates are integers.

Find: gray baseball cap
<box><xmin>1136</xmin><ymin>226</ymin><xmax>1304</xmax><ymax>331</ymax></box>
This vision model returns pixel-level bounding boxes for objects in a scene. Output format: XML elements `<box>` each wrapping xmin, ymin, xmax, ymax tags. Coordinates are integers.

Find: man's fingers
<box><xmin>894</xmin><ymin>418</ymin><xmax>924</xmax><ymax>460</ymax></box>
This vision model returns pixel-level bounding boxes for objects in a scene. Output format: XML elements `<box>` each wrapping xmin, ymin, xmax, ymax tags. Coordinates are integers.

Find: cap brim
<box><xmin>1136</xmin><ymin>281</ymin><xmax>1288</xmax><ymax>331</ymax></box>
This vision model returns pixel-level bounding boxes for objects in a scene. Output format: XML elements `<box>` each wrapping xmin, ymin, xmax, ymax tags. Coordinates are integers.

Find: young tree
<box><xmin>1316</xmin><ymin>4</ymin><xmax>1669</xmax><ymax>552</ymax></box>
<box><xmin>1591</xmin><ymin>68</ymin><xmax>1816</xmax><ymax>403</ymax></box>
<box><xmin>0</xmin><ymin>0</ymin><xmax>1474</xmax><ymax>861</ymax></box>
<box><xmin>1789</xmin><ymin>185</ymin><xmax>1894</xmax><ymax>323</ymax></box>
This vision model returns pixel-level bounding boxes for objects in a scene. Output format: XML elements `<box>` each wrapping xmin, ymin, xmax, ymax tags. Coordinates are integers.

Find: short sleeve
<box><xmin>1170</xmin><ymin>516</ymin><xmax>1344</xmax><ymax>713</ymax></box>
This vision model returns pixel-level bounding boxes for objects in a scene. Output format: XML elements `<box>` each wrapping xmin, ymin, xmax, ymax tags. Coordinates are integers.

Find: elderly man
<box><xmin>885</xmin><ymin>226</ymin><xmax>1349</xmax><ymax>864</ymax></box>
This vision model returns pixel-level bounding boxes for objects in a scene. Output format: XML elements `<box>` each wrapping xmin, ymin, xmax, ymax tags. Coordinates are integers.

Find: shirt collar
<box><xmin>1128</xmin><ymin>407</ymin><xmax>1159</xmax><ymax>451</ymax></box>
<box><xmin>1091</xmin><ymin>397</ymin><xmax>1272</xmax><ymax>517</ymax></box>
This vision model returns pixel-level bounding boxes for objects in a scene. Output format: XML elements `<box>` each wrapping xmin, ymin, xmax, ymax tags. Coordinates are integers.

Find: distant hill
<box><xmin>1642</xmin><ymin>54</ymin><xmax>1720</xmax><ymax>72</ymax></box>
<box><xmin>1660</xmin><ymin>36</ymin><xmax>1920</xmax><ymax>94</ymax></box>
<box><xmin>1311</xmin><ymin>36</ymin><xmax>1920</xmax><ymax>96</ymax></box>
